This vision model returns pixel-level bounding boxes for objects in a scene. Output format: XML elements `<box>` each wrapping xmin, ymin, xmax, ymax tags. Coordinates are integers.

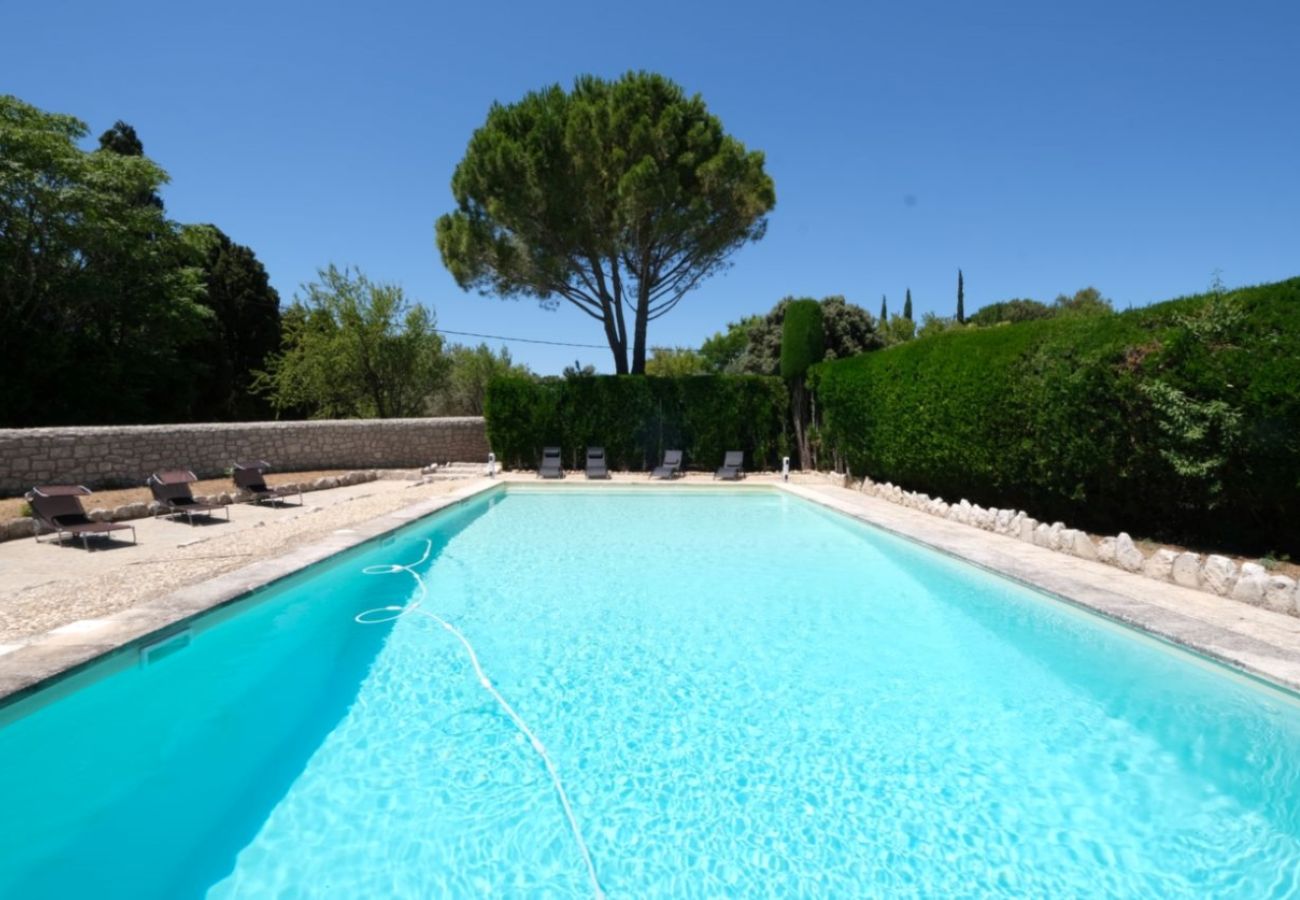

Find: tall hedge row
<box><xmin>484</xmin><ymin>375</ymin><xmax>789</xmax><ymax>472</ymax></box>
<box><xmin>812</xmin><ymin>278</ymin><xmax>1300</xmax><ymax>554</ymax></box>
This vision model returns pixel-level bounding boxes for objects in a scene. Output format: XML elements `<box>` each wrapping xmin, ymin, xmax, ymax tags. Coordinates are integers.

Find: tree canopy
<box><xmin>436</xmin><ymin>71</ymin><xmax>776</xmax><ymax>374</ymax></box>
<box><xmin>730</xmin><ymin>295</ymin><xmax>881</xmax><ymax>375</ymax></box>
<box><xmin>0</xmin><ymin>95</ymin><xmax>211</xmax><ymax>425</ymax></box>
<box><xmin>255</xmin><ymin>266</ymin><xmax>447</xmax><ymax>419</ymax></box>
<box><xmin>645</xmin><ymin>346</ymin><xmax>709</xmax><ymax>377</ymax></box>
<box><xmin>429</xmin><ymin>343</ymin><xmax>531</xmax><ymax>415</ymax></box>
<box><xmin>966</xmin><ymin>298</ymin><xmax>1053</xmax><ymax>326</ymax></box>
<box><xmin>184</xmin><ymin>225</ymin><xmax>282</xmax><ymax>420</ymax></box>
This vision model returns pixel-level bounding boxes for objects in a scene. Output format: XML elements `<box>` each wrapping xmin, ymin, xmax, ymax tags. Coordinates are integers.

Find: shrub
<box><xmin>484</xmin><ymin>375</ymin><xmax>788</xmax><ymax>472</ymax></box>
<box><xmin>812</xmin><ymin>278</ymin><xmax>1300</xmax><ymax>554</ymax></box>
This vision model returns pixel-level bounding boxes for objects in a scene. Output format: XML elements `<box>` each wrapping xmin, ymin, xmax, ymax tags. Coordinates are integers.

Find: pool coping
<box><xmin>0</xmin><ymin>478</ymin><xmax>507</xmax><ymax>708</ymax></box>
<box><xmin>4</xmin><ymin>475</ymin><xmax>1299</xmax><ymax>709</ymax></box>
<box><xmin>774</xmin><ymin>481</ymin><xmax>1300</xmax><ymax>697</ymax></box>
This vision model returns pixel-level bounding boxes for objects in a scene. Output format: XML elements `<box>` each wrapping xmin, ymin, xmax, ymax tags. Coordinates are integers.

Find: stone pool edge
<box><xmin>0</xmin><ymin>478</ymin><xmax>506</xmax><ymax>707</ymax></box>
<box><xmin>777</xmin><ymin>481</ymin><xmax>1300</xmax><ymax>696</ymax></box>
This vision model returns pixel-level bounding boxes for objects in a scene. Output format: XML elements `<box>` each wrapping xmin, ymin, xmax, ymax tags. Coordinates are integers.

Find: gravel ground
<box><xmin>0</xmin><ymin>478</ymin><xmax>466</xmax><ymax>645</ymax></box>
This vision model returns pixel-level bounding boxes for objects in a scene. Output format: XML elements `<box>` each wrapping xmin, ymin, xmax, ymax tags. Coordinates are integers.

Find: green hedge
<box><xmin>780</xmin><ymin>299</ymin><xmax>824</xmax><ymax>379</ymax></box>
<box><xmin>484</xmin><ymin>374</ymin><xmax>789</xmax><ymax>472</ymax></box>
<box><xmin>812</xmin><ymin>278</ymin><xmax>1300</xmax><ymax>555</ymax></box>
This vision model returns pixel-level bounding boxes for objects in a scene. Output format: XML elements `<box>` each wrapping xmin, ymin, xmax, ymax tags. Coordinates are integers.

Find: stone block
<box><xmin>1231</xmin><ymin>566</ymin><xmax>1267</xmax><ymax>606</ymax></box>
<box><xmin>1114</xmin><ymin>533</ymin><xmax>1145</xmax><ymax>572</ymax></box>
<box><xmin>1070</xmin><ymin>531</ymin><xmax>1098</xmax><ymax>561</ymax></box>
<box><xmin>1201</xmin><ymin>555</ymin><xmax>1238</xmax><ymax>596</ymax></box>
<box><xmin>1047</xmin><ymin>522</ymin><xmax>1066</xmax><ymax>551</ymax></box>
<box><xmin>4</xmin><ymin>517</ymin><xmax>36</xmax><ymax>540</ymax></box>
<box><xmin>1033</xmin><ymin>523</ymin><xmax>1052</xmax><ymax>547</ymax></box>
<box><xmin>1142</xmin><ymin>549</ymin><xmax>1178</xmax><ymax>581</ymax></box>
<box><xmin>1171</xmin><ymin>552</ymin><xmax>1201</xmax><ymax>588</ymax></box>
<box><xmin>1097</xmin><ymin>537</ymin><xmax>1117</xmax><ymax>565</ymax></box>
<box><xmin>1264</xmin><ymin>575</ymin><xmax>1297</xmax><ymax>615</ymax></box>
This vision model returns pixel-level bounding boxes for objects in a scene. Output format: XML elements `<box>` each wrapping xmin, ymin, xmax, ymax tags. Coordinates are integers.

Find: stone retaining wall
<box><xmin>0</xmin><ymin>418</ymin><xmax>488</xmax><ymax>496</ymax></box>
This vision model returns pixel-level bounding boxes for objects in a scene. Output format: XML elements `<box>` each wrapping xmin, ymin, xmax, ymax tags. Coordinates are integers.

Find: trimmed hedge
<box><xmin>780</xmin><ymin>299</ymin><xmax>824</xmax><ymax>379</ymax></box>
<box><xmin>812</xmin><ymin>278</ymin><xmax>1300</xmax><ymax>554</ymax></box>
<box><xmin>484</xmin><ymin>374</ymin><xmax>789</xmax><ymax>472</ymax></box>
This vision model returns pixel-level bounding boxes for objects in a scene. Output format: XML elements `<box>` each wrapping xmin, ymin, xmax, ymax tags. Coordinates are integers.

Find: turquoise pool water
<box><xmin>2</xmin><ymin>487</ymin><xmax>1300</xmax><ymax>897</ymax></box>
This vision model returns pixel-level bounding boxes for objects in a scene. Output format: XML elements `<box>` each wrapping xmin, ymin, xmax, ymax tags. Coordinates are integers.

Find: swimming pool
<box><xmin>2</xmin><ymin>486</ymin><xmax>1299</xmax><ymax>897</ymax></box>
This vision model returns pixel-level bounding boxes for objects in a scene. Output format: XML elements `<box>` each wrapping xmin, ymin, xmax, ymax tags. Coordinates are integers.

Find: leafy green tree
<box><xmin>903</xmin><ymin>289</ymin><xmax>913</xmax><ymax>321</ymax></box>
<box><xmin>699</xmin><ymin>315</ymin><xmax>761</xmax><ymax>373</ymax></box>
<box><xmin>917</xmin><ymin>311</ymin><xmax>961</xmax><ymax>339</ymax></box>
<box><xmin>0</xmin><ymin>95</ymin><xmax>210</xmax><ymax>425</ymax></box>
<box><xmin>183</xmin><ymin>225</ymin><xmax>283</xmax><ymax>420</ymax></box>
<box><xmin>255</xmin><ymin>266</ymin><xmax>448</xmax><ymax>418</ymax></box>
<box><xmin>97</xmin><ymin>119</ymin><xmax>163</xmax><ymax>209</ymax></box>
<box><xmin>1054</xmin><ymin>286</ymin><xmax>1113</xmax><ymax>316</ymax></box>
<box><xmin>957</xmin><ymin>269</ymin><xmax>966</xmax><ymax>324</ymax></box>
<box><xmin>880</xmin><ymin>314</ymin><xmax>917</xmax><ymax>346</ymax></box>
<box><xmin>880</xmin><ymin>295</ymin><xmax>888</xmax><ymax>323</ymax></box>
<box><xmin>98</xmin><ymin>120</ymin><xmax>144</xmax><ymax>156</ymax></box>
<box><xmin>429</xmin><ymin>343</ymin><xmax>531</xmax><ymax>415</ymax></box>
<box><xmin>645</xmin><ymin>346</ymin><xmax>709</xmax><ymax>376</ymax></box>
<box><xmin>781</xmin><ymin>300</ymin><xmax>825</xmax><ymax>468</ymax></box>
<box><xmin>735</xmin><ymin>295</ymin><xmax>880</xmax><ymax>375</ymax></box>
<box><xmin>967</xmin><ymin>298</ymin><xmax>1053</xmax><ymax>326</ymax></box>
<box><xmin>436</xmin><ymin>72</ymin><xmax>776</xmax><ymax>374</ymax></box>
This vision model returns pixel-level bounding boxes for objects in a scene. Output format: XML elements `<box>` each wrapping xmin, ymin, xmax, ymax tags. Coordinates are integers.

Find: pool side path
<box><xmin>0</xmin><ymin>478</ymin><xmax>504</xmax><ymax>705</ymax></box>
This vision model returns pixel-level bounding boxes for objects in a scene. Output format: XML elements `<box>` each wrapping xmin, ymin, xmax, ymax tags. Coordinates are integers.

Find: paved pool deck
<box><xmin>2</xmin><ymin>471</ymin><xmax>1299</xmax><ymax>709</ymax></box>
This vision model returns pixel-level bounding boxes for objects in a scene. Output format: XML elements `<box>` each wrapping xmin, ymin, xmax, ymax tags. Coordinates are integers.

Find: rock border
<box><xmin>0</xmin><ymin>470</ymin><xmax>383</xmax><ymax>543</ymax></box>
<box><xmin>853</xmin><ymin>475</ymin><xmax>1298</xmax><ymax>618</ymax></box>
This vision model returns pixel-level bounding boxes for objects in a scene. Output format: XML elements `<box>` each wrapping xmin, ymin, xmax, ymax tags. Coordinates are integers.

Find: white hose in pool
<box><xmin>356</xmin><ymin>540</ymin><xmax>605</xmax><ymax>899</ymax></box>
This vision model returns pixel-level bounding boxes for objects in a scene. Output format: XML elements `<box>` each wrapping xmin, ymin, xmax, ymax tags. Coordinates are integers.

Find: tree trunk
<box><xmin>791</xmin><ymin>377</ymin><xmax>809</xmax><ymax>469</ymax></box>
<box><xmin>631</xmin><ymin>279</ymin><xmax>650</xmax><ymax>374</ymax></box>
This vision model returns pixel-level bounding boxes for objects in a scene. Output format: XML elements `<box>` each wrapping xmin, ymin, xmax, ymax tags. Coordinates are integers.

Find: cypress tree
<box><xmin>781</xmin><ymin>299</ymin><xmax>825</xmax><ymax>469</ymax></box>
<box><xmin>957</xmin><ymin>269</ymin><xmax>965</xmax><ymax>324</ymax></box>
<box><xmin>903</xmin><ymin>288</ymin><xmax>913</xmax><ymax>321</ymax></box>
<box><xmin>880</xmin><ymin>294</ymin><xmax>888</xmax><ymax>323</ymax></box>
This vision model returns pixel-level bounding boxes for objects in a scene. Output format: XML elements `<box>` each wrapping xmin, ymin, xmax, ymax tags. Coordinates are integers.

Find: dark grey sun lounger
<box><xmin>147</xmin><ymin>469</ymin><xmax>230</xmax><ymax>524</ymax></box>
<box><xmin>585</xmin><ymin>446</ymin><xmax>609</xmax><ymax>479</ymax></box>
<box><xmin>25</xmin><ymin>485</ymin><xmax>137</xmax><ymax>550</ymax></box>
<box><xmin>232</xmin><ymin>460</ymin><xmax>302</xmax><ymax>506</ymax></box>
<box><xmin>652</xmin><ymin>449</ymin><xmax>683</xmax><ymax>480</ymax></box>
<box><xmin>714</xmin><ymin>450</ymin><xmax>745</xmax><ymax>481</ymax></box>
<box><xmin>538</xmin><ymin>447</ymin><xmax>564</xmax><ymax>479</ymax></box>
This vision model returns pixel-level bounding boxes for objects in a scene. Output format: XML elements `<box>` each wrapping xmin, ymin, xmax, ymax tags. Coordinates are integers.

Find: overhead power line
<box><xmin>433</xmin><ymin>328</ymin><xmax>607</xmax><ymax>349</ymax></box>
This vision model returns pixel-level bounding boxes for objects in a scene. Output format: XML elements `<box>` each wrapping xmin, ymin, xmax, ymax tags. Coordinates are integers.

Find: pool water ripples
<box><xmin>3</xmin><ymin>489</ymin><xmax>1300</xmax><ymax>896</ymax></box>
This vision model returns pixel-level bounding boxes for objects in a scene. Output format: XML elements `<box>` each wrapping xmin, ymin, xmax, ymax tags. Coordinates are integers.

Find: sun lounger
<box><xmin>714</xmin><ymin>450</ymin><xmax>745</xmax><ymax>481</ymax></box>
<box><xmin>652</xmin><ymin>449</ymin><xmax>683</xmax><ymax>480</ymax></box>
<box><xmin>538</xmin><ymin>447</ymin><xmax>564</xmax><ymax>479</ymax></box>
<box><xmin>147</xmin><ymin>469</ymin><xmax>230</xmax><ymax>524</ymax></box>
<box><xmin>585</xmin><ymin>446</ymin><xmax>609</xmax><ymax>479</ymax></box>
<box><xmin>25</xmin><ymin>485</ymin><xmax>137</xmax><ymax>550</ymax></box>
<box><xmin>232</xmin><ymin>460</ymin><xmax>302</xmax><ymax>506</ymax></box>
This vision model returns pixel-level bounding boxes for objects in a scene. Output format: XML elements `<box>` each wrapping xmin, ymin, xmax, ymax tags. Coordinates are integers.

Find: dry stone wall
<box><xmin>0</xmin><ymin>418</ymin><xmax>488</xmax><ymax>495</ymax></box>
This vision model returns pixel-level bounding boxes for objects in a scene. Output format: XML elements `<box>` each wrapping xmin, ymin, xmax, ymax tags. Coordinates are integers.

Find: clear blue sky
<box><xmin>8</xmin><ymin>0</ymin><xmax>1298</xmax><ymax>373</ymax></box>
